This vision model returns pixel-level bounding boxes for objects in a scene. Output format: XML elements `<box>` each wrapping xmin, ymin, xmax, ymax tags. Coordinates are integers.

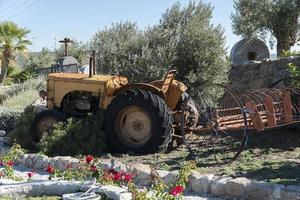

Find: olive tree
<box><xmin>90</xmin><ymin>1</ymin><xmax>229</xmax><ymax>97</ymax></box>
<box><xmin>232</xmin><ymin>0</ymin><xmax>300</xmax><ymax>57</ymax></box>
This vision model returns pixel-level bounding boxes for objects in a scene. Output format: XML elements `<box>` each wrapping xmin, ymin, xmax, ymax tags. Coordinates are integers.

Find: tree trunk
<box><xmin>0</xmin><ymin>50</ymin><xmax>10</xmax><ymax>85</ymax></box>
<box><xmin>277</xmin><ymin>38</ymin><xmax>291</xmax><ymax>58</ymax></box>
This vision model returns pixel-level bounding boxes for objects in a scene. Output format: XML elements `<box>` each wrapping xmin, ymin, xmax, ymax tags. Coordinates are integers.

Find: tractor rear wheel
<box><xmin>105</xmin><ymin>89</ymin><xmax>173</xmax><ymax>154</ymax></box>
<box><xmin>31</xmin><ymin>110</ymin><xmax>67</xmax><ymax>142</ymax></box>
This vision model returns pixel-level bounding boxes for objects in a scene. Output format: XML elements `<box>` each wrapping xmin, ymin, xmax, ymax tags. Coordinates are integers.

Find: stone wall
<box><xmin>10</xmin><ymin>154</ymin><xmax>300</xmax><ymax>200</ymax></box>
<box><xmin>228</xmin><ymin>57</ymin><xmax>300</xmax><ymax>90</ymax></box>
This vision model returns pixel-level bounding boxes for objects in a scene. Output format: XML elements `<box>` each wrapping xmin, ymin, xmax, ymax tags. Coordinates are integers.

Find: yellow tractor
<box><xmin>31</xmin><ymin>69</ymin><xmax>199</xmax><ymax>154</ymax></box>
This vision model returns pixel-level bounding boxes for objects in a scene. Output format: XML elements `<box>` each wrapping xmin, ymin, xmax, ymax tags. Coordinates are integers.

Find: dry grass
<box><xmin>0</xmin><ymin>76</ymin><xmax>45</xmax><ymax>105</ymax></box>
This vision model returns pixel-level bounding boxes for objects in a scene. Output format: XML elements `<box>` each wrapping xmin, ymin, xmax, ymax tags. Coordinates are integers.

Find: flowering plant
<box><xmin>0</xmin><ymin>144</ymin><xmax>24</xmax><ymax>181</ymax></box>
<box><xmin>27</xmin><ymin>171</ymin><xmax>35</xmax><ymax>181</ymax></box>
<box><xmin>0</xmin><ymin>147</ymin><xmax>195</xmax><ymax>200</ymax></box>
<box><xmin>129</xmin><ymin>161</ymin><xmax>196</xmax><ymax>200</ymax></box>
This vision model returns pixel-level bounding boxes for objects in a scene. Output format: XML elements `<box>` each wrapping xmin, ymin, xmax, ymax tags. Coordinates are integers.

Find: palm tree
<box><xmin>0</xmin><ymin>21</ymin><xmax>31</xmax><ymax>85</ymax></box>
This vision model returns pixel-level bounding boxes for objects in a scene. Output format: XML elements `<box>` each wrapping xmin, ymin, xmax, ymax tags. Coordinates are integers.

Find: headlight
<box><xmin>39</xmin><ymin>90</ymin><xmax>48</xmax><ymax>100</ymax></box>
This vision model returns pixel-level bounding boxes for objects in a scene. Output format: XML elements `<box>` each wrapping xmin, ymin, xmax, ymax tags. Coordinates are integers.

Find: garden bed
<box><xmin>105</xmin><ymin>128</ymin><xmax>300</xmax><ymax>186</ymax></box>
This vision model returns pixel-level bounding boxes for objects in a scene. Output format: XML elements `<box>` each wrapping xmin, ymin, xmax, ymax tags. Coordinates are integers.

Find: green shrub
<box><xmin>1</xmin><ymin>89</ymin><xmax>39</xmax><ymax>111</ymax></box>
<box><xmin>9</xmin><ymin>106</ymin><xmax>37</xmax><ymax>151</ymax></box>
<box><xmin>0</xmin><ymin>77</ymin><xmax>45</xmax><ymax>133</ymax></box>
<box><xmin>38</xmin><ymin>114</ymin><xmax>106</xmax><ymax>156</ymax></box>
<box><xmin>0</xmin><ymin>77</ymin><xmax>45</xmax><ymax>104</ymax></box>
<box><xmin>12</xmin><ymin>68</ymin><xmax>38</xmax><ymax>84</ymax></box>
<box><xmin>0</xmin><ymin>107</ymin><xmax>22</xmax><ymax>132</ymax></box>
<box><xmin>0</xmin><ymin>88</ymin><xmax>41</xmax><ymax>132</ymax></box>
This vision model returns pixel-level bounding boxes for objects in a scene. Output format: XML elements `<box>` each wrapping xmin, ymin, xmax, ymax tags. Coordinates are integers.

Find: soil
<box><xmin>102</xmin><ymin>127</ymin><xmax>300</xmax><ymax>185</ymax></box>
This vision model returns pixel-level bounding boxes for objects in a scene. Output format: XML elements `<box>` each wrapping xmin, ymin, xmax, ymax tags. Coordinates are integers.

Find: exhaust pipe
<box><xmin>92</xmin><ymin>50</ymin><xmax>96</xmax><ymax>75</ymax></box>
<box><xmin>89</xmin><ymin>56</ymin><xmax>92</xmax><ymax>78</ymax></box>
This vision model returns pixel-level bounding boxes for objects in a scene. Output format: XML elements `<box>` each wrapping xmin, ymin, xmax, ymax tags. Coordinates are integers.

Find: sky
<box><xmin>0</xmin><ymin>0</ymin><xmax>269</xmax><ymax>54</ymax></box>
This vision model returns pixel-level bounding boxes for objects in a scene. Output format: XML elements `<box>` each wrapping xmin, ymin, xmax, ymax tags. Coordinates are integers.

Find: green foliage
<box><xmin>24</xmin><ymin>47</ymin><xmax>55</xmax><ymax>69</ymax></box>
<box><xmin>129</xmin><ymin>161</ymin><xmax>196</xmax><ymax>200</ymax></box>
<box><xmin>282</xmin><ymin>50</ymin><xmax>300</xmax><ymax>58</ymax></box>
<box><xmin>11</xmin><ymin>68</ymin><xmax>37</xmax><ymax>84</ymax></box>
<box><xmin>9</xmin><ymin>106</ymin><xmax>38</xmax><ymax>150</ymax></box>
<box><xmin>90</xmin><ymin>2</ymin><xmax>229</xmax><ymax>98</ymax></box>
<box><xmin>285</xmin><ymin>63</ymin><xmax>300</xmax><ymax>87</ymax></box>
<box><xmin>55</xmin><ymin>40</ymin><xmax>89</xmax><ymax>65</ymax></box>
<box><xmin>0</xmin><ymin>77</ymin><xmax>45</xmax><ymax>132</ymax></box>
<box><xmin>232</xmin><ymin>0</ymin><xmax>300</xmax><ymax>56</ymax></box>
<box><xmin>0</xmin><ymin>144</ymin><xmax>24</xmax><ymax>181</ymax></box>
<box><xmin>38</xmin><ymin>114</ymin><xmax>106</xmax><ymax>156</ymax></box>
<box><xmin>0</xmin><ymin>21</ymin><xmax>31</xmax><ymax>85</ymax></box>
<box><xmin>0</xmin><ymin>143</ymin><xmax>24</xmax><ymax>162</ymax></box>
<box><xmin>91</xmin><ymin>22</ymin><xmax>147</xmax><ymax>82</ymax></box>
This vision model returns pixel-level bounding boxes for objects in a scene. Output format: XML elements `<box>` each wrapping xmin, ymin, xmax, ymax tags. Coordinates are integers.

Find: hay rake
<box><xmin>179</xmin><ymin>82</ymin><xmax>300</xmax><ymax>163</ymax></box>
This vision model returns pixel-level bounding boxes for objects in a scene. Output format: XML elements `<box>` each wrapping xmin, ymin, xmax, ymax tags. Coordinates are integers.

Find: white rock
<box><xmin>184</xmin><ymin>193</ymin><xmax>224</xmax><ymax>200</ymax></box>
<box><xmin>0</xmin><ymin>144</ymin><xmax>10</xmax><ymax>155</ymax></box>
<box><xmin>24</xmin><ymin>154</ymin><xmax>35</xmax><ymax>168</ymax></box>
<box><xmin>163</xmin><ymin>170</ymin><xmax>179</xmax><ymax>185</ymax></box>
<box><xmin>0</xmin><ymin>179</ymin><xmax>23</xmax><ymax>185</ymax></box>
<box><xmin>0</xmin><ymin>130</ymin><xmax>6</xmax><ymax>137</ymax></box>
<box><xmin>82</xmin><ymin>184</ymin><xmax>132</xmax><ymax>200</ymax></box>
<box><xmin>15</xmin><ymin>154</ymin><xmax>28</xmax><ymax>166</ymax></box>
<box><xmin>189</xmin><ymin>171</ymin><xmax>214</xmax><ymax>194</ymax></box>
<box><xmin>209</xmin><ymin>176</ymin><xmax>232</xmax><ymax>196</ymax></box>
<box><xmin>245</xmin><ymin>182</ymin><xmax>284</xmax><ymax>200</ymax></box>
<box><xmin>155</xmin><ymin>170</ymin><xmax>170</xmax><ymax>179</ymax></box>
<box><xmin>225</xmin><ymin>177</ymin><xmax>250</xmax><ymax>197</ymax></box>
<box><xmin>33</xmin><ymin>154</ymin><xmax>49</xmax><ymax>170</ymax></box>
<box><xmin>99</xmin><ymin>159</ymin><xmax>130</xmax><ymax>172</ymax></box>
<box><xmin>0</xmin><ymin>180</ymin><xmax>83</xmax><ymax>197</ymax></box>
<box><xmin>280</xmin><ymin>185</ymin><xmax>300</xmax><ymax>200</ymax></box>
<box><xmin>133</xmin><ymin>163</ymin><xmax>152</xmax><ymax>186</ymax></box>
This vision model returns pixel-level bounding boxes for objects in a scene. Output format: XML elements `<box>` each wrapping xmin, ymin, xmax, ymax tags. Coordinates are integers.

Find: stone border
<box><xmin>15</xmin><ymin>154</ymin><xmax>300</xmax><ymax>200</ymax></box>
<box><xmin>0</xmin><ymin>180</ymin><xmax>132</xmax><ymax>200</ymax></box>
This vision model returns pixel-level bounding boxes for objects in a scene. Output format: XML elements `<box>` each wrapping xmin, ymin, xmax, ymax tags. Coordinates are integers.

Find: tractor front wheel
<box><xmin>105</xmin><ymin>89</ymin><xmax>173</xmax><ymax>154</ymax></box>
<box><xmin>31</xmin><ymin>110</ymin><xmax>67</xmax><ymax>142</ymax></box>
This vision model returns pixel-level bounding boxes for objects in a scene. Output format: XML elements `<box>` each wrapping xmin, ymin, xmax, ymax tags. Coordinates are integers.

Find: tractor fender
<box><xmin>150</xmin><ymin>80</ymin><xmax>188</xmax><ymax>110</ymax></box>
<box><xmin>115</xmin><ymin>83</ymin><xmax>166</xmax><ymax>99</ymax></box>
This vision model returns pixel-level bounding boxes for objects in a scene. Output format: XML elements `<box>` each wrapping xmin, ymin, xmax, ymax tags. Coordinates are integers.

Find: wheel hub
<box><xmin>115</xmin><ymin>105</ymin><xmax>152</xmax><ymax>148</ymax></box>
<box><xmin>132</xmin><ymin>120</ymin><xmax>144</xmax><ymax>131</ymax></box>
<box><xmin>37</xmin><ymin>117</ymin><xmax>58</xmax><ymax>138</ymax></box>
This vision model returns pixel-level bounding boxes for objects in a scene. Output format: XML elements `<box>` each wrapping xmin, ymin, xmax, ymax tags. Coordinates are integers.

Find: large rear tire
<box><xmin>105</xmin><ymin>89</ymin><xmax>173</xmax><ymax>154</ymax></box>
<box><xmin>31</xmin><ymin>110</ymin><xmax>67</xmax><ymax>143</ymax></box>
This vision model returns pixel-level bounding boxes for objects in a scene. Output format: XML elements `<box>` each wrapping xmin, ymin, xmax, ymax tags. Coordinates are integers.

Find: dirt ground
<box><xmin>103</xmin><ymin>128</ymin><xmax>300</xmax><ymax>185</ymax></box>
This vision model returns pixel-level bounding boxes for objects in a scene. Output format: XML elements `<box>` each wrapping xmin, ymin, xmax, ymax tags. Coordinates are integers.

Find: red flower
<box><xmin>27</xmin><ymin>171</ymin><xmax>34</xmax><ymax>178</ymax></box>
<box><xmin>0</xmin><ymin>161</ymin><xmax>3</xmax><ymax>166</ymax></box>
<box><xmin>112</xmin><ymin>173</ymin><xmax>122</xmax><ymax>181</ymax></box>
<box><xmin>169</xmin><ymin>185</ymin><xmax>184</xmax><ymax>196</ymax></box>
<box><xmin>90</xmin><ymin>165</ymin><xmax>97</xmax><ymax>172</ymax></box>
<box><xmin>6</xmin><ymin>161</ymin><xmax>14</xmax><ymax>167</ymax></box>
<box><xmin>85</xmin><ymin>155</ymin><xmax>94</xmax><ymax>164</ymax></box>
<box><xmin>108</xmin><ymin>168</ymin><xmax>117</xmax><ymax>175</ymax></box>
<box><xmin>123</xmin><ymin>173</ymin><xmax>133</xmax><ymax>182</ymax></box>
<box><xmin>46</xmin><ymin>165</ymin><xmax>55</xmax><ymax>174</ymax></box>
